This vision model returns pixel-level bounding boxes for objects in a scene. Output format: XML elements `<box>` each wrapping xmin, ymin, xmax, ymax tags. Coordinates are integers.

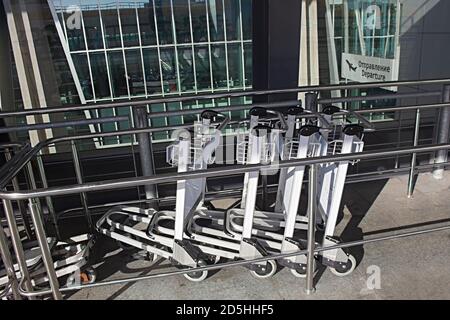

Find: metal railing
<box><xmin>0</xmin><ymin>78</ymin><xmax>449</xmax><ymax>300</ymax></box>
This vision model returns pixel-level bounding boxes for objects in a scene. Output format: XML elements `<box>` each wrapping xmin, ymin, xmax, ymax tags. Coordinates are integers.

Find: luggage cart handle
<box><xmin>322</xmin><ymin>106</ymin><xmax>375</xmax><ymax>132</ymax></box>
<box><xmin>251</xmin><ymin>124</ymin><xmax>272</xmax><ymax>137</ymax></box>
<box><xmin>249</xmin><ymin>107</ymin><xmax>288</xmax><ymax>131</ymax></box>
<box><xmin>287</xmin><ymin>107</ymin><xmax>332</xmax><ymax>131</ymax></box>
<box><xmin>302</xmin><ymin>110</ymin><xmax>332</xmax><ymax>131</ymax></box>
<box><xmin>344</xmin><ymin>110</ymin><xmax>376</xmax><ymax>133</ymax></box>
<box><xmin>201</xmin><ymin>110</ymin><xmax>230</xmax><ymax>131</ymax></box>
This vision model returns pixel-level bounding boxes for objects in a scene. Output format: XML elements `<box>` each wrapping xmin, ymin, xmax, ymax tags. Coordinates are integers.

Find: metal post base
<box><xmin>304</xmin><ymin>288</ymin><xmax>316</xmax><ymax>295</ymax></box>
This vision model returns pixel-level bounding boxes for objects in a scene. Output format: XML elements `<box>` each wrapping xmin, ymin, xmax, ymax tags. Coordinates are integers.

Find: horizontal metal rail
<box><xmin>0</xmin><ymin>90</ymin><xmax>443</xmax><ymax>137</ymax></box>
<box><xmin>17</xmin><ymin>221</ymin><xmax>450</xmax><ymax>297</ymax></box>
<box><xmin>0</xmin><ymin>101</ymin><xmax>447</xmax><ymax>198</ymax></box>
<box><xmin>1</xmin><ymin>142</ymin><xmax>449</xmax><ymax>201</ymax></box>
<box><xmin>0</xmin><ymin>116</ymin><xmax>129</xmax><ymax>134</ymax></box>
<box><xmin>0</xmin><ymin>78</ymin><xmax>448</xmax><ymax>119</ymax></box>
<box><xmin>145</xmin><ymin>101</ymin><xmax>450</xmax><ymax>120</ymax></box>
<box><xmin>6</xmin><ymin>158</ymin><xmax>445</xmax><ymax>224</ymax></box>
<box><xmin>319</xmin><ymin>90</ymin><xmax>441</xmax><ymax>105</ymax></box>
<box><xmin>0</xmin><ymin>142</ymin><xmax>26</xmax><ymax>150</ymax></box>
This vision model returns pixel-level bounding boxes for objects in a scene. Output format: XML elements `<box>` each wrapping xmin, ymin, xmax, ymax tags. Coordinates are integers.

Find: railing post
<box><xmin>133</xmin><ymin>105</ymin><xmax>158</xmax><ymax>201</ymax></box>
<box><xmin>4</xmin><ymin>148</ymin><xmax>33</xmax><ymax>240</ymax></box>
<box><xmin>71</xmin><ymin>140</ymin><xmax>93</xmax><ymax>232</ymax></box>
<box><xmin>261</xmin><ymin>175</ymin><xmax>268</xmax><ymax>210</ymax></box>
<box><xmin>305</xmin><ymin>164</ymin><xmax>317</xmax><ymax>295</ymax></box>
<box><xmin>25</xmin><ymin>162</ymin><xmax>44</xmax><ymax>221</ymax></box>
<box><xmin>2</xmin><ymin>199</ymin><xmax>35</xmax><ymax>300</ymax></box>
<box><xmin>407</xmin><ymin>109</ymin><xmax>421</xmax><ymax>198</ymax></box>
<box><xmin>433</xmin><ymin>84</ymin><xmax>450</xmax><ymax>179</ymax></box>
<box><xmin>0</xmin><ymin>221</ymin><xmax>21</xmax><ymax>300</ymax></box>
<box><xmin>28</xmin><ymin>199</ymin><xmax>62</xmax><ymax>300</ymax></box>
<box><xmin>36</xmin><ymin>155</ymin><xmax>60</xmax><ymax>239</ymax></box>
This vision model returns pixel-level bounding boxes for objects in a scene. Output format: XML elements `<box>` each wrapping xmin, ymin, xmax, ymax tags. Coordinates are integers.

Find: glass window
<box><xmin>207</xmin><ymin>0</ymin><xmax>225</xmax><ymax>42</ymax></box>
<box><xmin>173</xmin><ymin>0</ymin><xmax>191</xmax><ymax>44</ymax></box>
<box><xmin>227</xmin><ymin>43</ymin><xmax>243</xmax><ymax>88</ymax></box>
<box><xmin>167</xmin><ymin>102</ymin><xmax>183</xmax><ymax>125</ymax></box>
<box><xmin>119</xmin><ymin>5</ymin><xmax>140</xmax><ymax>47</ymax></box>
<box><xmin>194</xmin><ymin>45</ymin><xmax>211</xmax><ymax>90</ymax></box>
<box><xmin>117</xmin><ymin>107</ymin><xmax>132</xmax><ymax>143</ymax></box>
<box><xmin>72</xmin><ymin>53</ymin><xmax>93</xmax><ymax>100</ymax></box>
<box><xmin>99</xmin><ymin>1</ymin><xmax>121</xmax><ymax>48</ymax></box>
<box><xmin>178</xmin><ymin>46</ymin><xmax>196</xmax><ymax>91</ymax></box>
<box><xmin>99</xmin><ymin>108</ymin><xmax>118</xmax><ymax>145</ymax></box>
<box><xmin>154</xmin><ymin>0</ymin><xmax>174</xmax><ymax>44</ymax></box>
<box><xmin>149</xmin><ymin>103</ymin><xmax>168</xmax><ymax>141</ymax></box>
<box><xmin>181</xmin><ymin>101</ymin><xmax>199</xmax><ymax>124</ymax></box>
<box><xmin>89</xmin><ymin>52</ymin><xmax>110</xmax><ymax>99</ymax></box>
<box><xmin>241</xmin><ymin>0</ymin><xmax>252</xmax><ymax>40</ymax></box>
<box><xmin>229</xmin><ymin>97</ymin><xmax>247</xmax><ymax>121</ymax></box>
<box><xmin>137</xmin><ymin>1</ymin><xmax>157</xmax><ymax>45</ymax></box>
<box><xmin>107</xmin><ymin>51</ymin><xmax>128</xmax><ymax>97</ymax></box>
<box><xmin>196</xmin><ymin>98</ymin><xmax>214</xmax><ymax>110</ymax></box>
<box><xmin>143</xmin><ymin>48</ymin><xmax>162</xmax><ymax>94</ymax></box>
<box><xmin>52</xmin><ymin>0</ymin><xmax>253</xmax><ymax>146</ymax></box>
<box><xmin>62</xmin><ymin>0</ymin><xmax>85</xmax><ymax>51</ymax></box>
<box><xmin>83</xmin><ymin>5</ymin><xmax>103</xmax><ymax>49</ymax></box>
<box><xmin>125</xmin><ymin>49</ymin><xmax>146</xmax><ymax>96</ymax></box>
<box><xmin>243</xmin><ymin>43</ymin><xmax>252</xmax><ymax>87</ymax></box>
<box><xmin>211</xmin><ymin>44</ymin><xmax>227</xmax><ymax>89</ymax></box>
<box><xmin>224</xmin><ymin>0</ymin><xmax>241</xmax><ymax>41</ymax></box>
<box><xmin>190</xmin><ymin>0</ymin><xmax>208</xmax><ymax>42</ymax></box>
<box><xmin>160</xmin><ymin>47</ymin><xmax>178</xmax><ymax>93</ymax></box>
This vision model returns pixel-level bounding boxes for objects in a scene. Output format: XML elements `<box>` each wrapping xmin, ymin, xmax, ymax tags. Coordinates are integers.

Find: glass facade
<box><xmin>52</xmin><ymin>0</ymin><xmax>253</xmax><ymax>146</ymax></box>
<box><xmin>328</xmin><ymin>0</ymin><xmax>401</xmax><ymax>121</ymax></box>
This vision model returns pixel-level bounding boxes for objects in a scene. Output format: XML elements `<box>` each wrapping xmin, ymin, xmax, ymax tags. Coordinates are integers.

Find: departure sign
<box><xmin>341</xmin><ymin>53</ymin><xmax>398</xmax><ymax>83</ymax></box>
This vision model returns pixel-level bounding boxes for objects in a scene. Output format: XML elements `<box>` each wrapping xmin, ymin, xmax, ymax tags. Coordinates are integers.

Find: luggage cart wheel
<box><xmin>290</xmin><ymin>264</ymin><xmax>307</xmax><ymax>278</ymax></box>
<box><xmin>329</xmin><ymin>254</ymin><xmax>356</xmax><ymax>277</ymax></box>
<box><xmin>81</xmin><ymin>268</ymin><xmax>97</xmax><ymax>284</ymax></box>
<box><xmin>183</xmin><ymin>260</ymin><xmax>208</xmax><ymax>282</ymax></box>
<box><xmin>209</xmin><ymin>255</ymin><xmax>221</xmax><ymax>264</ymax></box>
<box><xmin>250</xmin><ymin>260</ymin><xmax>277</xmax><ymax>279</ymax></box>
<box><xmin>66</xmin><ymin>268</ymin><xmax>97</xmax><ymax>287</ymax></box>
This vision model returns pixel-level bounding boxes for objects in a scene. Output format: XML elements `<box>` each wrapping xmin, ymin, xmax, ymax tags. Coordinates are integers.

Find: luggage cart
<box><xmin>97</xmin><ymin>110</ymin><xmax>230</xmax><ymax>281</ymax></box>
<box><xmin>224</xmin><ymin>107</ymin><xmax>330</xmax><ymax>277</ymax></box>
<box><xmin>314</xmin><ymin>106</ymin><xmax>375</xmax><ymax>276</ymax></box>
<box><xmin>188</xmin><ymin>107</ymin><xmax>308</xmax><ymax>279</ymax></box>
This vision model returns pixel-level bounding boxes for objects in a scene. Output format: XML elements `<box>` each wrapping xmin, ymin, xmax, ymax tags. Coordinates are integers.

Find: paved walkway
<box><xmin>68</xmin><ymin>172</ymin><xmax>450</xmax><ymax>300</ymax></box>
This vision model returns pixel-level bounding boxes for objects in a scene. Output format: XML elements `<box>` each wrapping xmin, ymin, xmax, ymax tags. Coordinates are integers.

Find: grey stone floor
<box><xmin>68</xmin><ymin>172</ymin><xmax>450</xmax><ymax>300</ymax></box>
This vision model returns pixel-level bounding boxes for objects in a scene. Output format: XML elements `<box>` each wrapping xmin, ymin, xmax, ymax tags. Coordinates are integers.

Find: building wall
<box><xmin>397</xmin><ymin>0</ymin><xmax>450</xmax><ymax>105</ymax></box>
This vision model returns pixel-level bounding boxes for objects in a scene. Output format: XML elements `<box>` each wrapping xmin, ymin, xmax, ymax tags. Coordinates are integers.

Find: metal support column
<box><xmin>305</xmin><ymin>164</ymin><xmax>317</xmax><ymax>295</ymax></box>
<box><xmin>25</xmin><ymin>162</ymin><xmax>40</xmax><ymax>208</ymax></box>
<box><xmin>407</xmin><ymin>109</ymin><xmax>421</xmax><ymax>198</ymax></box>
<box><xmin>133</xmin><ymin>106</ymin><xmax>157</xmax><ymax>200</ymax></box>
<box><xmin>36</xmin><ymin>155</ymin><xmax>60</xmax><ymax>239</ymax></box>
<box><xmin>2</xmin><ymin>199</ymin><xmax>35</xmax><ymax>300</ymax></box>
<box><xmin>433</xmin><ymin>85</ymin><xmax>450</xmax><ymax>179</ymax></box>
<box><xmin>71</xmin><ymin>141</ymin><xmax>93</xmax><ymax>232</ymax></box>
<box><xmin>28</xmin><ymin>199</ymin><xmax>62</xmax><ymax>300</ymax></box>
